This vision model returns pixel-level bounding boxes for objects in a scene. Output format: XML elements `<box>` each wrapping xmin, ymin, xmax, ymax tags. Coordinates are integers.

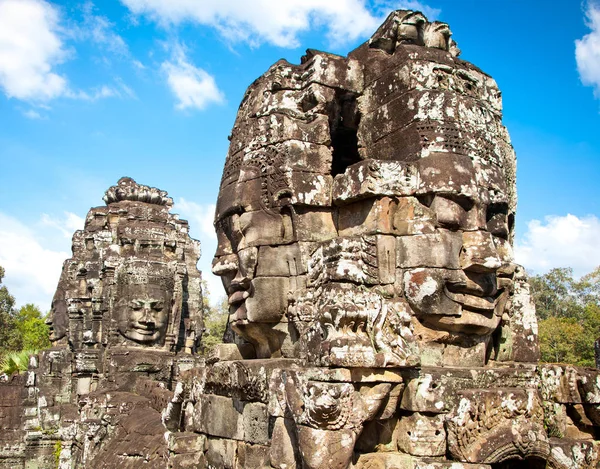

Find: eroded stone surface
<box><xmin>1</xmin><ymin>8</ymin><xmax>597</xmax><ymax>469</ymax></box>
<box><xmin>0</xmin><ymin>178</ymin><xmax>203</xmax><ymax>468</ymax></box>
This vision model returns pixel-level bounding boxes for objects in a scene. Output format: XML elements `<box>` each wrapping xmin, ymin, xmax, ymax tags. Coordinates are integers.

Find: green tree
<box><xmin>576</xmin><ymin>266</ymin><xmax>600</xmax><ymax>306</ymax></box>
<box><xmin>539</xmin><ymin>316</ymin><xmax>584</xmax><ymax>364</ymax></box>
<box><xmin>534</xmin><ymin>266</ymin><xmax>600</xmax><ymax>365</ymax></box>
<box><xmin>0</xmin><ymin>267</ymin><xmax>51</xmax><ymax>364</ymax></box>
<box><xmin>14</xmin><ymin>304</ymin><xmax>51</xmax><ymax>351</ymax></box>
<box><xmin>0</xmin><ymin>350</ymin><xmax>36</xmax><ymax>375</ymax></box>
<box><xmin>200</xmin><ymin>280</ymin><xmax>228</xmax><ymax>354</ymax></box>
<box><xmin>530</xmin><ymin>268</ymin><xmax>583</xmax><ymax>320</ymax></box>
<box><xmin>0</xmin><ymin>266</ymin><xmax>19</xmax><ymax>358</ymax></box>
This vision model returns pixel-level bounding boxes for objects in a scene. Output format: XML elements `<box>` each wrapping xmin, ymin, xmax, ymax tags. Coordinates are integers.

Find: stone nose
<box><xmin>140</xmin><ymin>306</ymin><xmax>155</xmax><ymax>324</ymax></box>
<box><xmin>229</xmin><ymin>269</ymin><xmax>252</xmax><ymax>293</ymax></box>
<box><xmin>460</xmin><ymin>231</ymin><xmax>501</xmax><ymax>273</ymax></box>
<box><xmin>228</xmin><ymin>246</ymin><xmax>258</xmax><ymax>293</ymax></box>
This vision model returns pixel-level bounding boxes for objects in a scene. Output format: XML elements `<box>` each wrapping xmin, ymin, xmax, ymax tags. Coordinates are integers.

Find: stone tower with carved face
<box><xmin>3</xmin><ymin>10</ymin><xmax>600</xmax><ymax>469</ymax></box>
<box><xmin>195</xmin><ymin>10</ymin><xmax>600</xmax><ymax>469</ymax></box>
<box><xmin>11</xmin><ymin>178</ymin><xmax>205</xmax><ymax>468</ymax></box>
<box><xmin>212</xmin><ymin>9</ymin><xmax>533</xmax><ymax>370</ymax></box>
<box><xmin>47</xmin><ymin>177</ymin><xmax>203</xmax><ymax>357</ymax></box>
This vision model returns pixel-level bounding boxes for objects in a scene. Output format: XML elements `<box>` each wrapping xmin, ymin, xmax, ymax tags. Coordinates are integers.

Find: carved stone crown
<box><xmin>103</xmin><ymin>177</ymin><xmax>173</xmax><ymax>207</ymax></box>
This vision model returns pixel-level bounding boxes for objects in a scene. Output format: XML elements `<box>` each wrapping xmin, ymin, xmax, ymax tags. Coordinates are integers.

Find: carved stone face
<box><xmin>212</xmin><ymin>22</ymin><xmax>524</xmax><ymax>365</ymax></box>
<box><xmin>213</xmin><ymin>209</ymin><xmax>299</xmax><ymax>357</ymax></box>
<box><xmin>332</xmin><ymin>153</ymin><xmax>515</xmax><ymax>339</ymax></box>
<box><xmin>46</xmin><ymin>287</ymin><xmax>68</xmax><ymax>342</ymax></box>
<box><xmin>116</xmin><ymin>265</ymin><xmax>173</xmax><ymax>346</ymax></box>
<box><xmin>400</xmin><ymin>153</ymin><xmax>515</xmax><ymax>336</ymax></box>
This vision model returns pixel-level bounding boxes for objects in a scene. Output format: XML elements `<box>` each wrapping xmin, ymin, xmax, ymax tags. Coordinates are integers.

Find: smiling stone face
<box><xmin>116</xmin><ymin>261</ymin><xmax>174</xmax><ymax>347</ymax></box>
<box><xmin>47</xmin><ymin>178</ymin><xmax>203</xmax><ymax>355</ymax></box>
<box><xmin>398</xmin><ymin>152</ymin><xmax>515</xmax><ymax>337</ymax></box>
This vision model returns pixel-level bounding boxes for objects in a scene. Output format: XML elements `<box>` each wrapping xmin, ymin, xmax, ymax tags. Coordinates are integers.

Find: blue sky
<box><xmin>1</xmin><ymin>0</ymin><xmax>599</xmax><ymax>310</ymax></box>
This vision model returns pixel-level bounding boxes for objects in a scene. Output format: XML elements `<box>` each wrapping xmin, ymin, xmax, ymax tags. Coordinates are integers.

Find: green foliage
<box><xmin>0</xmin><ymin>266</ymin><xmax>19</xmax><ymax>355</ymax></box>
<box><xmin>0</xmin><ymin>349</ymin><xmax>37</xmax><ymax>375</ymax></box>
<box><xmin>530</xmin><ymin>268</ymin><xmax>582</xmax><ymax>320</ymax></box>
<box><xmin>0</xmin><ymin>266</ymin><xmax>50</xmax><ymax>363</ymax></box>
<box><xmin>534</xmin><ymin>266</ymin><xmax>600</xmax><ymax>365</ymax></box>
<box><xmin>14</xmin><ymin>304</ymin><xmax>51</xmax><ymax>351</ymax></box>
<box><xmin>201</xmin><ymin>280</ymin><xmax>228</xmax><ymax>355</ymax></box>
<box><xmin>539</xmin><ymin>317</ymin><xmax>584</xmax><ymax>364</ymax></box>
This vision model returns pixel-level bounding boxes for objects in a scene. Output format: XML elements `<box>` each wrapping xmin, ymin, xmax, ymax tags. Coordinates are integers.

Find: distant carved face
<box><xmin>46</xmin><ymin>288</ymin><xmax>68</xmax><ymax>342</ymax></box>
<box><xmin>116</xmin><ymin>269</ymin><xmax>172</xmax><ymax>346</ymax></box>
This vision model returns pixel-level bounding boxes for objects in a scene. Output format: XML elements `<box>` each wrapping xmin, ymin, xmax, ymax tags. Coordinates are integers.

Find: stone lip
<box><xmin>103</xmin><ymin>176</ymin><xmax>174</xmax><ymax>207</ymax></box>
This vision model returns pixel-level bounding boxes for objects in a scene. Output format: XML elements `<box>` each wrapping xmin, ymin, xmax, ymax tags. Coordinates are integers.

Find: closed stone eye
<box><xmin>429</xmin><ymin>195</ymin><xmax>473</xmax><ymax>229</ymax></box>
<box><xmin>486</xmin><ymin>203</ymin><xmax>509</xmax><ymax>239</ymax></box>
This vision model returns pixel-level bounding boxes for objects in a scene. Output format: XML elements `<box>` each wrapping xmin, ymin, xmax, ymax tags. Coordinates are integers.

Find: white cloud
<box><xmin>69</xmin><ymin>85</ymin><xmax>119</xmax><ymax>101</ymax></box>
<box><xmin>0</xmin><ymin>0</ymin><xmax>136</xmax><ymax>105</ymax></box>
<box><xmin>0</xmin><ymin>213</ymin><xmax>70</xmax><ymax>311</ymax></box>
<box><xmin>80</xmin><ymin>1</ymin><xmax>130</xmax><ymax>57</ymax></box>
<box><xmin>41</xmin><ymin>212</ymin><xmax>85</xmax><ymax>239</ymax></box>
<box><xmin>0</xmin><ymin>0</ymin><xmax>68</xmax><ymax>101</ymax></box>
<box><xmin>23</xmin><ymin>109</ymin><xmax>44</xmax><ymax>120</ymax></box>
<box><xmin>121</xmin><ymin>0</ymin><xmax>439</xmax><ymax>48</ymax></box>
<box><xmin>162</xmin><ymin>46</ymin><xmax>224</xmax><ymax>111</ymax></box>
<box><xmin>576</xmin><ymin>3</ymin><xmax>600</xmax><ymax>96</ymax></box>
<box><xmin>515</xmin><ymin>214</ymin><xmax>600</xmax><ymax>278</ymax></box>
<box><xmin>175</xmin><ymin>199</ymin><xmax>216</xmax><ymax>239</ymax></box>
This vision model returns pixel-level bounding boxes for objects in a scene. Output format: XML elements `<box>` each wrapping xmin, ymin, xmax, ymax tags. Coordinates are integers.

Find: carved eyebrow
<box><xmin>436</xmin><ymin>193</ymin><xmax>475</xmax><ymax>211</ymax></box>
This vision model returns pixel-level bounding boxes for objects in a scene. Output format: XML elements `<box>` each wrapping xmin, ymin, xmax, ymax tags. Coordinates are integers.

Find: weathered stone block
<box><xmin>209</xmin><ymin>344</ymin><xmax>256</xmax><ymax>361</ymax></box>
<box><xmin>393</xmin><ymin>197</ymin><xmax>437</xmax><ymax>235</ymax></box>
<box><xmin>293</xmin><ymin>208</ymin><xmax>337</xmax><ymax>242</ymax></box>
<box><xmin>242</xmin><ymin>402</ymin><xmax>269</xmax><ymax>445</ymax></box>
<box><xmin>354</xmin><ymin>452</ymin><xmax>493</xmax><ymax>468</ymax></box>
<box><xmin>192</xmin><ymin>394</ymin><xmax>244</xmax><ymax>440</ymax></box>
<box><xmin>417</xmin><ymin>152</ymin><xmax>478</xmax><ymax>197</ymax></box>
<box><xmin>169</xmin><ymin>452</ymin><xmax>206</xmax><ymax>469</ymax></box>
<box><xmin>228</xmin><ymin>114</ymin><xmax>331</xmax><ymax>156</ymax></box>
<box><xmin>205</xmin><ymin>437</ymin><xmax>238</xmax><ymax>469</ymax></box>
<box><xmin>303</xmin><ymin>51</ymin><xmax>363</xmax><ymax>92</ymax></box>
<box><xmin>168</xmin><ymin>432</ymin><xmax>206</xmax><ymax>454</ymax></box>
<box><xmin>191</xmin><ymin>394</ymin><xmax>268</xmax><ymax>444</ymax></box>
<box><xmin>246</xmin><ymin>277</ymin><xmax>289</xmax><ymax>323</ymax></box>
<box><xmin>547</xmin><ymin>438</ymin><xmax>600</xmax><ymax>469</ymax></box>
<box><xmin>256</xmin><ymin>244</ymin><xmax>306</xmax><ymax>277</ymax></box>
<box><xmin>397</xmin><ymin>230</ymin><xmax>462</xmax><ymax>269</ymax></box>
<box><xmin>333</xmin><ymin>160</ymin><xmax>419</xmax><ymax>204</ymax></box>
<box><xmin>235</xmin><ymin>442</ymin><xmax>270</xmax><ymax>469</ymax></box>
<box><xmin>270</xmin><ymin>418</ymin><xmax>299</xmax><ymax>469</ymax></box>
<box><xmin>338</xmin><ymin>197</ymin><xmax>397</xmax><ymax>237</ymax></box>
<box><xmin>447</xmin><ymin>388</ymin><xmax>548</xmax><ymax>464</ymax></box>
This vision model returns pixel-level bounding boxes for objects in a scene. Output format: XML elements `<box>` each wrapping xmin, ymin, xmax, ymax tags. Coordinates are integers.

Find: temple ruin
<box><xmin>1</xmin><ymin>9</ymin><xmax>600</xmax><ymax>469</ymax></box>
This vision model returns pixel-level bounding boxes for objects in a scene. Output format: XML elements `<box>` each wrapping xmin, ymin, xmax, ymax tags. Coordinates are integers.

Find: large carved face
<box><xmin>397</xmin><ymin>152</ymin><xmax>515</xmax><ymax>336</ymax></box>
<box><xmin>212</xmin><ymin>30</ymin><xmax>523</xmax><ymax>365</ymax></box>
<box><xmin>116</xmin><ymin>262</ymin><xmax>173</xmax><ymax>346</ymax></box>
<box><xmin>212</xmin><ymin>208</ymin><xmax>301</xmax><ymax>357</ymax></box>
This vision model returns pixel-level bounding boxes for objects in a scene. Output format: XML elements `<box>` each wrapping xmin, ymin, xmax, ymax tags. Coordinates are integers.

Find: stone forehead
<box><xmin>116</xmin><ymin>260</ymin><xmax>175</xmax><ymax>286</ymax></box>
<box><xmin>216</xmin><ymin>152</ymin><xmax>512</xmax><ymax>224</ymax></box>
<box><xmin>215</xmin><ymin>9</ymin><xmax>516</xmax><ymax>224</ymax></box>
